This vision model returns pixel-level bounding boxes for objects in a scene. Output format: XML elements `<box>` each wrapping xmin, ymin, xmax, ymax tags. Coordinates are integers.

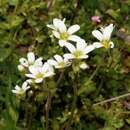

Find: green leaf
<box><xmin>8</xmin><ymin>0</ymin><xmax>19</xmax><ymax>6</ymax></box>
<box><xmin>0</xmin><ymin>48</ymin><xmax>12</xmax><ymax>62</ymax></box>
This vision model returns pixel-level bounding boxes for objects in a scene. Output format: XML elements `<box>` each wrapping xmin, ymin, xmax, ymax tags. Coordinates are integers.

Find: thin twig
<box><xmin>93</xmin><ymin>93</ymin><xmax>130</xmax><ymax>106</ymax></box>
<box><xmin>45</xmin><ymin>91</ymin><xmax>51</xmax><ymax>130</ymax></box>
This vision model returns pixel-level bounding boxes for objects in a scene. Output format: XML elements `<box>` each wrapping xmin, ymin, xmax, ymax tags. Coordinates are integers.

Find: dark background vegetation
<box><xmin>1</xmin><ymin>0</ymin><xmax>130</xmax><ymax>130</ymax></box>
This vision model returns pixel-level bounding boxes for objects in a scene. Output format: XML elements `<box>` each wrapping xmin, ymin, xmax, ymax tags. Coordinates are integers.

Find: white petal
<box><xmin>76</xmin><ymin>39</ymin><xmax>87</xmax><ymax>50</ymax></box>
<box><xmin>47</xmin><ymin>24</ymin><xmax>56</xmax><ymax>30</ymax></box>
<box><xmin>59</xmin><ymin>40</ymin><xmax>67</xmax><ymax>47</ymax></box>
<box><xmin>103</xmin><ymin>24</ymin><xmax>114</xmax><ymax>40</ymax></box>
<box><xmin>65</xmin><ymin>43</ymin><xmax>75</xmax><ymax>53</ymax></box>
<box><xmin>53</xmin><ymin>19</ymin><xmax>62</xmax><ymax>28</ymax></box>
<box><xmin>29</xmin><ymin>66</ymin><xmax>38</xmax><ymax>75</ymax></box>
<box><xmin>27</xmin><ymin>52</ymin><xmax>35</xmax><ymax>64</ymax></box>
<box><xmin>63</xmin><ymin>53</ymin><xmax>75</xmax><ymax>59</ymax></box>
<box><xmin>34</xmin><ymin>57</ymin><xmax>43</xmax><ymax>67</ymax></box>
<box><xmin>18</xmin><ymin>65</ymin><xmax>25</xmax><ymax>71</ymax></box>
<box><xmin>52</xmin><ymin>31</ymin><xmax>60</xmax><ymax>39</ymax></box>
<box><xmin>53</xmin><ymin>18</ymin><xmax>67</xmax><ymax>33</ymax></box>
<box><xmin>12</xmin><ymin>90</ymin><xmax>19</xmax><ymax>94</ymax></box>
<box><xmin>79</xmin><ymin>55</ymin><xmax>89</xmax><ymax>59</ymax></box>
<box><xmin>92</xmin><ymin>30</ymin><xmax>103</xmax><ymax>41</ymax></box>
<box><xmin>80</xmin><ymin>62</ymin><xmax>89</xmax><ymax>70</ymax></box>
<box><xmin>54</xmin><ymin>55</ymin><xmax>63</xmax><ymax>62</ymax></box>
<box><xmin>42</xmin><ymin>62</ymin><xmax>50</xmax><ymax>72</ymax></box>
<box><xmin>68</xmin><ymin>35</ymin><xmax>81</xmax><ymax>42</ymax></box>
<box><xmin>35</xmin><ymin>78</ymin><xmax>43</xmax><ymax>83</ymax></box>
<box><xmin>25</xmin><ymin>74</ymin><xmax>35</xmax><ymax>78</ymax></box>
<box><xmin>67</xmin><ymin>25</ymin><xmax>80</xmax><ymax>34</ymax></box>
<box><xmin>93</xmin><ymin>42</ymin><xmax>103</xmax><ymax>48</ymax></box>
<box><xmin>84</xmin><ymin>45</ymin><xmax>95</xmax><ymax>54</ymax></box>
<box><xmin>26</xmin><ymin>79</ymin><xmax>33</xmax><ymax>84</ymax></box>
<box><xmin>19</xmin><ymin>58</ymin><xmax>28</xmax><ymax>67</ymax></box>
<box><xmin>47</xmin><ymin>59</ymin><xmax>58</xmax><ymax>66</ymax></box>
<box><xmin>24</xmin><ymin>86</ymin><xmax>30</xmax><ymax>91</ymax></box>
<box><xmin>15</xmin><ymin>85</ymin><xmax>21</xmax><ymax>91</ymax></box>
<box><xmin>22</xmin><ymin>82</ymin><xmax>28</xmax><ymax>89</ymax></box>
<box><xmin>110</xmin><ymin>41</ymin><xmax>114</xmax><ymax>48</ymax></box>
<box><xmin>44</xmin><ymin>72</ymin><xmax>54</xmax><ymax>78</ymax></box>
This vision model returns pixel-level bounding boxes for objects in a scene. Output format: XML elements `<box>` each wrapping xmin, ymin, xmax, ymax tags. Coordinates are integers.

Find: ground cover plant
<box><xmin>1</xmin><ymin>0</ymin><xmax>130</xmax><ymax>130</ymax></box>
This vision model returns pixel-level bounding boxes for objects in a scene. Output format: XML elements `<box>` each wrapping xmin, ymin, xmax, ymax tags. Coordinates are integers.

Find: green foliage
<box><xmin>0</xmin><ymin>0</ymin><xmax>130</xmax><ymax>130</ymax></box>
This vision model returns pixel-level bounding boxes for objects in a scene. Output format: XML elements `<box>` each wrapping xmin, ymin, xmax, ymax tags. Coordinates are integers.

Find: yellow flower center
<box><xmin>36</xmin><ymin>73</ymin><xmax>44</xmax><ymax>79</ymax></box>
<box><xmin>73</xmin><ymin>50</ymin><xmax>84</xmax><ymax>58</ymax></box>
<box><xmin>102</xmin><ymin>40</ymin><xmax>110</xmax><ymax>49</ymax></box>
<box><xmin>59</xmin><ymin>61</ymin><xmax>65</xmax><ymax>68</ymax></box>
<box><xmin>60</xmin><ymin>32</ymin><xmax>69</xmax><ymax>40</ymax></box>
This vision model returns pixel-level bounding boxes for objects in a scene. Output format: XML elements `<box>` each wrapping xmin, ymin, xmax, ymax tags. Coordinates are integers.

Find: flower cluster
<box><xmin>12</xmin><ymin>18</ymin><xmax>114</xmax><ymax>96</ymax></box>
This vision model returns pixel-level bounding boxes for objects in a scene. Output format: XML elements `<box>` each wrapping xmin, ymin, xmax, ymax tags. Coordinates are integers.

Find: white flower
<box><xmin>18</xmin><ymin>52</ymin><xmax>43</xmax><ymax>71</ymax></box>
<box><xmin>92</xmin><ymin>24</ymin><xmax>114</xmax><ymax>49</ymax></box>
<box><xmin>47</xmin><ymin>54</ymin><xmax>71</xmax><ymax>69</ymax></box>
<box><xmin>79</xmin><ymin>62</ymin><xmax>89</xmax><ymax>70</ymax></box>
<box><xmin>12</xmin><ymin>82</ymin><xmax>30</xmax><ymax>95</ymax></box>
<box><xmin>47</xmin><ymin>18</ymin><xmax>81</xmax><ymax>47</ymax></box>
<box><xmin>25</xmin><ymin>62</ymin><xmax>54</xmax><ymax>83</ymax></box>
<box><xmin>64</xmin><ymin>39</ymin><xmax>95</xmax><ymax>59</ymax></box>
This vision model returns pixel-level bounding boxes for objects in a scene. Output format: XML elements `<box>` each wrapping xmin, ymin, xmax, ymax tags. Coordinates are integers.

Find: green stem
<box><xmin>65</xmin><ymin>84</ymin><xmax>78</xmax><ymax>130</ymax></box>
<box><xmin>42</xmin><ymin>82</ymin><xmax>52</xmax><ymax>130</ymax></box>
<box><xmin>93</xmin><ymin>92</ymin><xmax>130</xmax><ymax>106</ymax></box>
<box><xmin>65</xmin><ymin>69</ymin><xmax>79</xmax><ymax>130</ymax></box>
<box><xmin>56</xmin><ymin>69</ymin><xmax>64</xmax><ymax>87</ymax></box>
<box><xmin>45</xmin><ymin>91</ymin><xmax>51</xmax><ymax>130</ymax></box>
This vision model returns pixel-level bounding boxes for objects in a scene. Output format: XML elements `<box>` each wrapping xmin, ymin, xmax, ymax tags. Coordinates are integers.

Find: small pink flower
<box><xmin>91</xmin><ymin>16</ymin><xmax>101</xmax><ymax>23</ymax></box>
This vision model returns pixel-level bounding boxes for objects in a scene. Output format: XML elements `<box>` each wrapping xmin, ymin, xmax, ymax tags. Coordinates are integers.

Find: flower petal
<box><xmin>15</xmin><ymin>85</ymin><xmax>21</xmax><ymax>91</ymax></box>
<box><xmin>52</xmin><ymin>31</ymin><xmax>60</xmax><ymax>39</ymax></box>
<box><xmin>47</xmin><ymin>24</ymin><xmax>56</xmax><ymax>30</ymax></box>
<box><xmin>35</xmin><ymin>78</ymin><xmax>43</xmax><ymax>83</ymax></box>
<box><xmin>42</xmin><ymin>62</ymin><xmax>50</xmax><ymax>72</ymax></box>
<box><xmin>76</xmin><ymin>39</ymin><xmax>87</xmax><ymax>50</ymax></box>
<box><xmin>63</xmin><ymin>53</ymin><xmax>75</xmax><ymax>59</ymax></box>
<box><xmin>92</xmin><ymin>30</ymin><xmax>103</xmax><ymax>41</ymax></box>
<box><xmin>65</xmin><ymin>43</ymin><xmax>75</xmax><ymax>53</ymax></box>
<box><xmin>59</xmin><ymin>40</ymin><xmax>67</xmax><ymax>47</ymax></box>
<box><xmin>54</xmin><ymin>55</ymin><xmax>63</xmax><ymax>62</ymax></box>
<box><xmin>27</xmin><ymin>52</ymin><xmax>35</xmax><ymax>64</ymax></box>
<box><xmin>79</xmin><ymin>55</ymin><xmax>89</xmax><ymax>59</ymax></box>
<box><xmin>47</xmin><ymin>59</ymin><xmax>58</xmax><ymax>66</ymax></box>
<box><xmin>44</xmin><ymin>72</ymin><xmax>54</xmax><ymax>78</ymax></box>
<box><xmin>34</xmin><ymin>57</ymin><xmax>43</xmax><ymax>67</ymax></box>
<box><xmin>29</xmin><ymin>66</ymin><xmax>38</xmax><ymax>74</ymax></box>
<box><xmin>68</xmin><ymin>35</ymin><xmax>81</xmax><ymax>42</ymax></box>
<box><xmin>53</xmin><ymin>18</ymin><xmax>67</xmax><ymax>33</ymax></box>
<box><xmin>93</xmin><ymin>42</ymin><xmax>103</xmax><ymax>48</ymax></box>
<box><xmin>110</xmin><ymin>41</ymin><xmax>114</xmax><ymax>48</ymax></box>
<box><xmin>67</xmin><ymin>25</ymin><xmax>80</xmax><ymax>34</ymax></box>
<box><xmin>25</xmin><ymin>74</ymin><xmax>35</xmax><ymax>78</ymax></box>
<box><xmin>84</xmin><ymin>45</ymin><xmax>95</xmax><ymax>53</ymax></box>
<box><xmin>18</xmin><ymin>65</ymin><xmax>24</xmax><ymax>71</ymax></box>
<box><xmin>12</xmin><ymin>90</ymin><xmax>19</xmax><ymax>94</ymax></box>
<box><xmin>19</xmin><ymin>58</ymin><xmax>28</xmax><ymax>67</ymax></box>
<box><xmin>22</xmin><ymin>82</ymin><xmax>28</xmax><ymax>89</ymax></box>
<box><xmin>80</xmin><ymin>62</ymin><xmax>89</xmax><ymax>70</ymax></box>
<box><xmin>103</xmin><ymin>24</ymin><xmax>114</xmax><ymax>40</ymax></box>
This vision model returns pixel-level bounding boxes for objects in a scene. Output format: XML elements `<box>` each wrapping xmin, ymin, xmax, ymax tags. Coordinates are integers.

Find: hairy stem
<box><xmin>65</xmin><ymin>84</ymin><xmax>78</xmax><ymax>130</ymax></box>
<box><xmin>45</xmin><ymin>91</ymin><xmax>51</xmax><ymax>130</ymax></box>
<box><xmin>56</xmin><ymin>69</ymin><xmax>64</xmax><ymax>87</ymax></box>
<box><xmin>65</xmin><ymin>69</ymin><xmax>79</xmax><ymax>130</ymax></box>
